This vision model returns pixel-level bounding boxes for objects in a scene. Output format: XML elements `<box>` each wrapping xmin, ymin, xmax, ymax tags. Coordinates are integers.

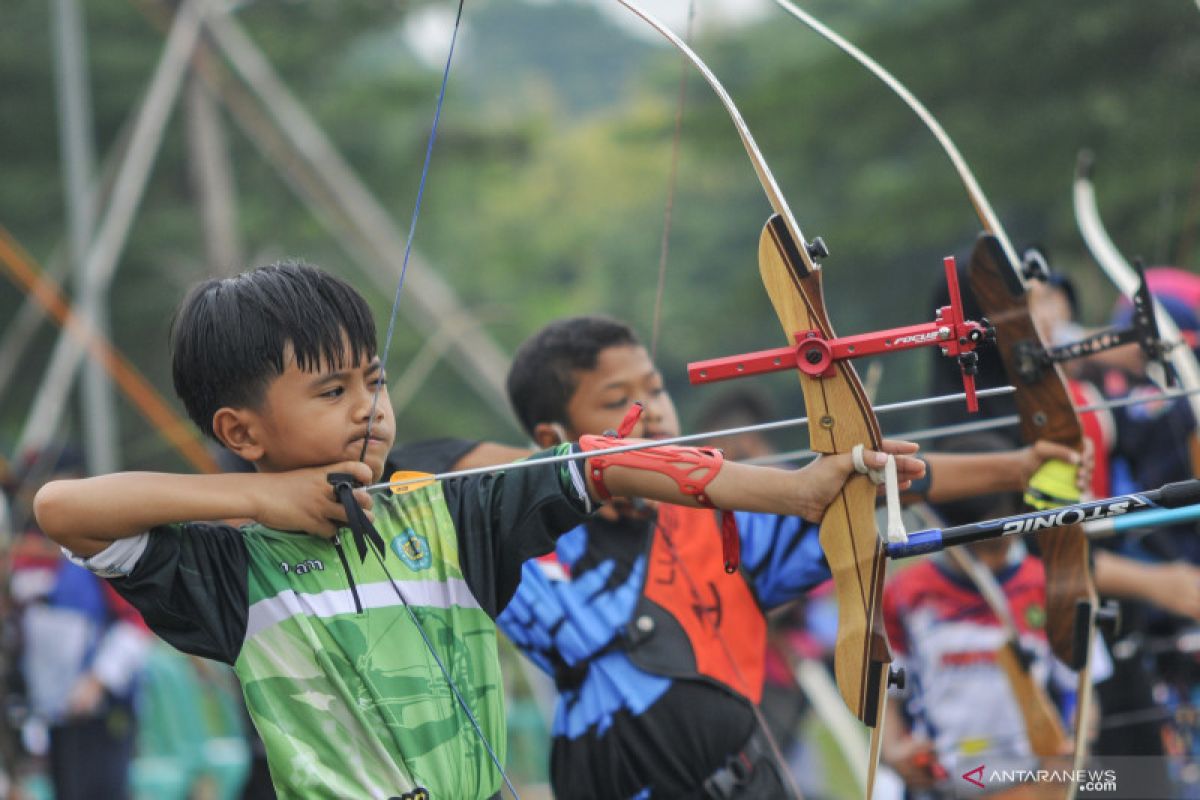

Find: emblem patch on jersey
<box><xmin>391</xmin><ymin>528</ymin><xmax>432</xmax><ymax>571</ymax></box>
<box><xmin>1024</xmin><ymin>603</ymin><xmax>1046</xmax><ymax>630</ymax></box>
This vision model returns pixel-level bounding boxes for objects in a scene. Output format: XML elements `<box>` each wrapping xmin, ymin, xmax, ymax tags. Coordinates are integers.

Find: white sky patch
<box><xmin>402</xmin><ymin>1</ymin><xmax>770</xmax><ymax>66</ymax></box>
<box><xmin>596</xmin><ymin>0</ymin><xmax>772</xmax><ymax>39</ymax></box>
<box><xmin>402</xmin><ymin>5</ymin><xmax>464</xmax><ymax>69</ymax></box>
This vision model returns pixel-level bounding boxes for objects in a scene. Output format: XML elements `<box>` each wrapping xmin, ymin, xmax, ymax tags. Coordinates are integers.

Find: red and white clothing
<box><xmin>882</xmin><ymin>552</ymin><xmax>1109</xmax><ymax>771</ymax></box>
<box><xmin>1070</xmin><ymin>379</ymin><xmax>1116</xmax><ymax>500</ymax></box>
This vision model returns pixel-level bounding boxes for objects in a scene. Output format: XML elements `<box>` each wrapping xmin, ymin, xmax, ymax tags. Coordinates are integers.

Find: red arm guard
<box><xmin>578</xmin><ymin>403</ymin><xmax>741</xmax><ymax>573</ymax></box>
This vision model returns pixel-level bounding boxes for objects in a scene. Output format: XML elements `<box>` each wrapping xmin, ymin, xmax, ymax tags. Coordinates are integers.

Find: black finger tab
<box><xmin>328</xmin><ymin>472</ymin><xmax>384</xmax><ymax>561</ymax></box>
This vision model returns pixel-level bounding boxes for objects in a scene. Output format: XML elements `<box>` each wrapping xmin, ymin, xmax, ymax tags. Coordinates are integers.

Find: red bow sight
<box><xmin>688</xmin><ymin>257</ymin><xmax>993</xmax><ymax>412</ymax></box>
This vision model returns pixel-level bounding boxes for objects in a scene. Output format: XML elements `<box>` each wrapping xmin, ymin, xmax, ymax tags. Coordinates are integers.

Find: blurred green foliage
<box><xmin>0</xmin><ymin>0</ymin><xmax>1197</xmax><ymax>469</ymax></box>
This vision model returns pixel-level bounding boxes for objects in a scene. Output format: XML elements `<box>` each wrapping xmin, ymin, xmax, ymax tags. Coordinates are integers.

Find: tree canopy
<box><xmin>1</xmin><ymin>0</ymin><xmax>1197</xmax><ymax>469</ymax></box>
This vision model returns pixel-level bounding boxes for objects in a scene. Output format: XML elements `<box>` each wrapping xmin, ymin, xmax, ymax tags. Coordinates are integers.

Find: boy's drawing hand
<box><xmin>798</xmin><ymin>439</ymin><xmax>923</xmax><ymax>522</ymax></box>
<box><xmin>251</xmin><ymin>462</ymin><xmax>374</xmax><ymax>538</ymax></box>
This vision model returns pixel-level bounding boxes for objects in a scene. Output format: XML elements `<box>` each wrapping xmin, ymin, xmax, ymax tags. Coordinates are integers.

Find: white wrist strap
<box><xmin>852</xmin><ymin>444</ymin><xmax>907</xmax><ymax>544</ymax></box>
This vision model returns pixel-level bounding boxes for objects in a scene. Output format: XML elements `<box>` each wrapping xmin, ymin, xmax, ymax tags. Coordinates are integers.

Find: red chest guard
<box><xmin>629</xmin><ymin>504</ymin><xmax>767</xmax><ymax>704</ymax></box>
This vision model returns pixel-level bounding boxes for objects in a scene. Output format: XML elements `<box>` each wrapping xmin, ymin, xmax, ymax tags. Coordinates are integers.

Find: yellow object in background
<box><xmin>1024</xmin><ymin>459</ymin><xmax>1081</xmax><ymax>510</ymax></box>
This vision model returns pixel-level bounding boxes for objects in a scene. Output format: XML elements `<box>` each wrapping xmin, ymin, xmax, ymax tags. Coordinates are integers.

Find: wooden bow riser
<box><xmin>759</xmin><ymin>215</ymin><xmax>891</xmax><ymax>728</ymax></box>
<box><xmin>966</xmin><ymin>234</ymin><xmax>1098</xmax><ymax>671</ymax></box>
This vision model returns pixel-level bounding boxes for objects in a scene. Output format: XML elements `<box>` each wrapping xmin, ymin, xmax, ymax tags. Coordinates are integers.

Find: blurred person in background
<box><xmin>390</xmin><ymin>315</ymin><xmax>1082</xmax><ymax>799</ymax></box>
<box><xmin>2</xmin><ymin>452</ymin><xmax>18</xmax><ymax>799</ymax></box>
<box><xmin>1062</xmin><ymin>266</ymin><xmax>1200</xmax><ymax>771</ymax></box>
<box><xmin>934</xmin><ymin>253</ymin><xmax>1200</xmax><ymax>776</ymax></box>
<box><xmin>6</xmin><ymin>445</ymin><xmax>152</xmax><ymax>800</ymax></box>
<box><xmin>881</xmin><ymin>433</ymin><xmax>1113</xmax><ymax>797</ymax></box>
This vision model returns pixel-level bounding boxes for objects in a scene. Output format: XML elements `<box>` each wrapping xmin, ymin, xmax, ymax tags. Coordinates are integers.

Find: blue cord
<box><xmin>362</xmin><ymin>0</ymin><xmax>466</xmax><ymax>460</ymax></box>
<box><xmin>355</xmin><ymin>1</ymin><xmax>520</xmax><ymax>795</ymax></box>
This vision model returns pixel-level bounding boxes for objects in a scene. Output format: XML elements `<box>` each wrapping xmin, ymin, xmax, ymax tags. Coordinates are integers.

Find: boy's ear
<box><xmin>532</xmin><ymin>422</ymin><xmax>568</xmax><ymax>449</ymax></box>
<box><xmin>211</xmin><ymin>407</ymin><xmax>265</xmax><ymax>463</ymax></box>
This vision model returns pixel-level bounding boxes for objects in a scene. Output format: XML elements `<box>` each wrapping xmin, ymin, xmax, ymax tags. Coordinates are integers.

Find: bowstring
<box><xmin>367</xmin><ymin>382</ymin><xmax>1200</xmax><ymax>495</ymax></box>
<box><xmin>366</xmin><ymin>385</ymin><xmax>1022</xmax><ymax>494</ymax></box>
<box><xmin>350</xmin><ymin>2</ymin><xmax>520</xmax><ymax>795</ymax></box>
<box><xmin>648</xmin><ymin>0</ymin><xmax>695</xmax><ymax>361</ymax></box>
<box><xmin>361</xmin><ymin>0</ymin><xmax>463</xmax><ymax>461</ymax></box>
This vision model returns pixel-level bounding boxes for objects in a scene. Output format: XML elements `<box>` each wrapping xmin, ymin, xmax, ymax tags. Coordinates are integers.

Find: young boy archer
<box><xmin>32</xmin><ymin>263</ymin><xmax>923</xmax><ymax>800</ymax></box>
<box><xmin>421</xmin><ymin>315</ymin><xmax>1082</xmax><ymax>800</ymax></box>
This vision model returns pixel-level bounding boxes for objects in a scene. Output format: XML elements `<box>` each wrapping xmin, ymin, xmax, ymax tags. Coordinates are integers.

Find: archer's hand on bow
<box><xmin>1019</xmin><ymin>439</ymin><xmax>1093</xmax><ymax>495</ymax></box>
<box><xmin>797</xmin><ymin>439</ymin><xmax>923</xmax><ymax>523</ymax></box>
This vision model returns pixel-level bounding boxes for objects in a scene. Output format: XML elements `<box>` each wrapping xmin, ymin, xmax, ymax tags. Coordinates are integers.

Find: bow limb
<box><xmin>760</xmin><ymin>216</ymin><xmax>892</xmax><ymax>797</ymax></box>
<box><xmin>617</xmin><ymin>1</ymin><xmax>816</xmax><ymax>274</ymax></box>
<box><xmin>617</xmin><ymin>2</ymin><xmax>891</xmax><ymax>795</ymax></box>
<box><xmin>1074</xmin><ymin>152</ymin><xmax>1200</xmax><ymax>477</ymax></box>
<box><xmin>772</xmin><ymin>4</ymin><xmax>1098</xmax><ymax>793</ymax></box>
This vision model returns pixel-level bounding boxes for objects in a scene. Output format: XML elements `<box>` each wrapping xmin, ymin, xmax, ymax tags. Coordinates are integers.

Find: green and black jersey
<box><xmin>70</xmin><ymin>447</ymin><xmax>591</xmax><ymax>799</ymax></box>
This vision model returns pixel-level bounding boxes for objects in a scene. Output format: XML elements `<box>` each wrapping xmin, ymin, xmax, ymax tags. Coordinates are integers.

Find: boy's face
<box><xmin>561</xmin><ymin>344</ymin><xmax>680</xmax><ymax>441</ymax></box>
<box><xmin>240</xmin><ymin>341</ymin><xmax>395</xmax><ymax>481</ymax></box>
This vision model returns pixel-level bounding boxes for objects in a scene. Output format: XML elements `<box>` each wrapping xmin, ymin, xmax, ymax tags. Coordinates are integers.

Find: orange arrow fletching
<box><xmin>388</xmin><ymin>471</ymin><xmax>435</xmax><ymax>495</ymax></box>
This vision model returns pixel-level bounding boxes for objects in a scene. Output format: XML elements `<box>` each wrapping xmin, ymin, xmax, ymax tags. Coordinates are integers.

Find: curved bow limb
<box><xmin>969</xmin><ymin>238</ymin><xmax>1099</xmax><ymax>670</ymax></box>
<box><xmin>968</xmin><ymin>234</ymin><xmax>1099</xmax><ymax>800</ymax></box>
<box><xmin>770</xmin><ymin>4</ymin><xmax>1100</xmax><ymax>794</ymax></box>
<box><xmin>614</xmin><ymin>2</ymin><xmax>893</xmax><ymax>795</ymax></box>
<box><xmin>1074</xmin><ymin>151</ymin><xmax>1200</xmax><ymax>478</ymax></box>
<box><xmin>758</xmin><ymin>215</ymin><xmax>891</xmax><ymax>726</ymax></box>
<box><xmin>759</xmin><ymin>216</ymin><xmax>892</xmax><ymax>797</ymax></box>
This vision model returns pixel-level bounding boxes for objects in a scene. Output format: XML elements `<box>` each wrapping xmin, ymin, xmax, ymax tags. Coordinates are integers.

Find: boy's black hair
<box><xmin>506</xmin><ymin>315</ymin><xmax>640</xmax><ymax>437</ymax></box>
<box><xmin>171</xmin><ymin>261</ymin><xmax>377</xmax><ymax>439</ymax></box>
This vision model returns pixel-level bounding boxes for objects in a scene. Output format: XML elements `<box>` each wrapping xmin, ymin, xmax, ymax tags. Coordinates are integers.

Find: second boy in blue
<box><xmin>497</xmin><ymin>317</ymin><xmax>840</xmax><ymax>798</ymax></box>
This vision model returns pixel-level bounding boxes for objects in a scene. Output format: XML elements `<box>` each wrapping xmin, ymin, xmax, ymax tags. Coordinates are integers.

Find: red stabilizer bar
<box><xmin>687</xmin><ymin>256</ymin><xmax>989</xmax><ymax>412</ymax></box>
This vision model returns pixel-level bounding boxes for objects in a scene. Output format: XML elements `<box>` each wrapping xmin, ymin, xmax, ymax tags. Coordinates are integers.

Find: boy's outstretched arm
<box><xmin>593</xmin><ymin>439</ymin><xmax>922</xmax><ymax>523</ymax></box>
<box><xmin>35</xmin><ymin>461</ymin><xmax>375</xmax><ymax>557</ymax></box>
<box><xmin>919</xmin><ymin>440</ymin><xmax>1090</xmax><ymax>504</ymax></box>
